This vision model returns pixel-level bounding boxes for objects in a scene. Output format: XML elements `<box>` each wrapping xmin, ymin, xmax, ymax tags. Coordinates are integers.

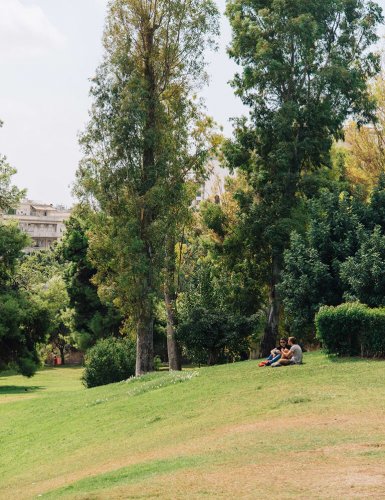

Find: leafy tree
<box><xmin>341</xmin><ymin>226</ymin><xmax>385</xmax><ymax>307</ymax></box>
<box><xmin>15</xmin><ymin>249</ymin><xmax>75</xmax><ymax>364</ymax></box>
<box><xmin>76</xmin><ymin>0</ymin><xmax>219</xmax><ymax>374</ymax></box>
<box><xmin>16</xmin><ymin>248</ymin><xmax>61</xmax><ymax>289</ymax></box>
<box><xmin>177</xmin><ymin>258</ymin><xmax>255</xmax><ymax>364</ymax></box>
<box><xmin>58</xmin><ymin>209</ymin><xmax>123</xmax><ymax>350</ymax></box>
<box><xmin>34</xmin><ymin>275</ymin><xmax>71</xmax><ymax>364</ymax></box>
<box><xmin>162</xmin><ymin>150</ymin><xmax>220</xmax><ymax>372</ymax></box>
<box><xmin>368</xmin><ymin>173</ymin><xmax>385</xmax><ymax>231</ymax></box>
<box><xmin>345</xmin><ymin>75</ymin><xmax>385</xmax><ymax>195</ymax></box>
<box><xmin>0</xmin><ymin>132</ymin><xmax>49</xmax><ymax>375</ymax></box>
<box><xmin>175</xmin><ymin>178</ymin><xmax>264</xmax><ymax>363</ymax></box>
<box><xmin>279</xmin><ymin>181</ymin><xmax>385</xmax><ymax>336</ymax></box>
<box><xmin>0</xmin><ymin>222</ymin><xmax>49</xmax><ymax>376</ymax></box>
<box><xmin>279</xmin><ymin>190</ymin><xmax>366</xmax><ymax>336</ymax></box>
<box><xmin>200</xmin><ymin>176</ymin><xmax>266</xmax><ymax>319</ymax></box>
<box><xmin>279</xmin><ymin>232</ymin><xmax>334</xmax><ymax>339</ymax></box>
<box><xmin>225</xmin><ymin>0</ymin><xmax>383</xmax><ymax>354</ymax></box>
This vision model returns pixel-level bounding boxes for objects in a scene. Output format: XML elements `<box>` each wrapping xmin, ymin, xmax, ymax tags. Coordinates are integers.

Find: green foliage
<box><xmin>278</xmin><ymin>232</ymin><xmax>332</xmax><ymax>338</ymax></box>
<box><xmin>0</xmin><ymin>290</ymin><xmax>50</xmax><ymax>376</ymax></box>
<box><xmin>200</xmin><ymin>202</ymin><xmax>227</xmax><ymax>239</ymax></box>
<box><xmin>316</xmin><ymin>302</ymin><xmax>385</xmax><ymax>357</ymax></box>
<box><xmin>279</xmin><ymin>189</ymin><xmax>370</xmax><ymax>336</ymax></box>
<box><xmin>0</xmin><ymin>155</ymin><xmax>25</xmax><ymax>211</ymax></box>
<box><xmin>16</xmin><ymin>357</ymin><xmax>39</xmax><ymax>378</ymax></box>
<box><xmin>14</xmin><ymin>247</ymin><xmax>78</xmax><ymax>363</ymax></box>
<box><xmin>225</xmin><ymin>0</ymin><xmax>383</xmax><ymax>241</ymax></box>
<box><xmin>16</xmin><ymin>249</ymin><xmax>61</xmax><ymax>289</ymax></box>
<box><xmin>82</xmin><ymin>337</ymin><xmax>136</xmax><ymax>388</ymax></box>
<box><xmin>0</xmin><ymin>221</ymin><xmax>49</xmax><ymax>376</ymax></box>
<box><xmin>281</xmin><ymin>177</ymin><xmax>385</xmax><ymax>337</ymax></box>
<box><xmin>224</xmin><ymin>0</ymin><xmax>383</xmax><ymax>352</ymax></box>
<box><xmin>76</xmin><ymin>0</ymin><xmax>220</xmax><ymax>373</ymax></box>
<box><xmin>341</xmin><ymin>226</ymin><xmax>385</xmax><ymax>307</ymax></box>
<box><xmin>0</xmin><ymin>220</ymin><xmax>30</xmax><ymax>284</ymax></box>
<box><xmin>58</xmin><ymin>209</ymin><xmax>122</xmax><ymax>349</ymax></box>
<box><xmin>177</xmin><ymin>259</ymin><xmax>255</xmax><ymax>364</ymax></box>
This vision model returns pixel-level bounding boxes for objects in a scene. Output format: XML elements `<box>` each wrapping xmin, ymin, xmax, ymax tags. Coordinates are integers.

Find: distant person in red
<box><xmin>258</xmin><ymin>338</ymin><xmax>288</xmax><ymax>367</ymax></box>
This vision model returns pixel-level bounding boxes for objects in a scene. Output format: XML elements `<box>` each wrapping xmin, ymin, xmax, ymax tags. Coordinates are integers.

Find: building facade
<box><xmin>194</xmin><ymin>160</ymin><xmax>231</xmax><ymax>206</ymax></box>
<box><xmin>3</xmin><ymin>200</ymin><xmax>71</xmax><ymax>252</ymax></box>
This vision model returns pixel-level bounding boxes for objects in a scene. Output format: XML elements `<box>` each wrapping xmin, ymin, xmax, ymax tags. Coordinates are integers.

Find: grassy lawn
<box><xmin>2</xmin><ymin>352</ymin><xmax>385</xmax><ymax>499</ymax></box>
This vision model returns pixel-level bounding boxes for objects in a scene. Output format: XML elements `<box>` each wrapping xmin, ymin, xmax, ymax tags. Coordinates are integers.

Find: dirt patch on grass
<box><xmin>97</xmin><ymin>451</ymin><xmax>385</xmax><ymax>499</ymax></box>
<box><xmin>0</xmin><ymin>395</ymin><xmax>36</xmax><ymax>404</ymax></box>
<box><xmin>76</xmin><ymin>460</ymin><xmax>385</xmax><ymax>499</ymax></box>
<box><xmin>14</xmin><ymin>411</ymin><xmax>385</xmax><ymax>499</ymax></box>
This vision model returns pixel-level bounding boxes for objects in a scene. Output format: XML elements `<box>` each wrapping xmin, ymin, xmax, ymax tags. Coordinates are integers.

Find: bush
<box><xmin>315</xmin><ymin>302</ymin><xmax>385</xmax><ymax>357</ymax></box>
<box><xmin>16</xmin><ymin>356</ymin><xmax>40</xmax><ymax>378</ymax></box>
<box><xmin>82</xmin><ymin>337</ymin><xmax>136</xmax><ymax>388</ymax></box>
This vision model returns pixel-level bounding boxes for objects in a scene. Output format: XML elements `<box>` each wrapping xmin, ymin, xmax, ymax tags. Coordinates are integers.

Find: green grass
<box><xmin>2</xmin><ymin>353</ymin><xmax>385</xmax><ymax>499</ymax></box>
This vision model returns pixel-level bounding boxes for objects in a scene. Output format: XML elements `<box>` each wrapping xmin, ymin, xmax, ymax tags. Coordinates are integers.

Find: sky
<box><xmin>0</xmin><ymin>0</ymin><xmax>384</xmax><ymax>207</ymax></box>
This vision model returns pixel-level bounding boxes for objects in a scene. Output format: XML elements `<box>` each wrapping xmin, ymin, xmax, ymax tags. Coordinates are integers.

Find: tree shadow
<box><xmin>328</xmin><ymin>355</ymin><xmax>378</xmax><ymax>364</ymax></box>
<box><xmin>0</xmin><ymin>385</ymin><xmax>44</xmax><ymax>395</ymax></box>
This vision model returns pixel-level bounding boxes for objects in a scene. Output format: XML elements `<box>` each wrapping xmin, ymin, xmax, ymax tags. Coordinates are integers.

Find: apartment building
<box><xmin>3</xmin><ymin>200</ymin><xmax>71</xmax><ymax>252</ymax></box>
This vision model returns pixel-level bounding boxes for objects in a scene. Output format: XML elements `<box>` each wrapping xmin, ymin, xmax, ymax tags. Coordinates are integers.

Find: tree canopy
<box><xmin>225</xmin><ymin>0</ymin><xmax>383</xmax><ymax>354</ymax></box>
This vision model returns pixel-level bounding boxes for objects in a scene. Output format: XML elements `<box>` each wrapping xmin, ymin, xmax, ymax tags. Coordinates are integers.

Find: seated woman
<box><xmin>271</xmin><ymin>337</ymin><xmax>303</xmax><ymax>367</ymax></box>
<box><xmin>258</xmin><ymin>338</ymin><xmax>288</xmax><ymax>367</ymax></box>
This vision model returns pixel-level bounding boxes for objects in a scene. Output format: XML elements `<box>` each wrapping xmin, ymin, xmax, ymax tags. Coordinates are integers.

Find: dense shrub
<box><xmin>177</xmin><ymin>261</ymin><xmax>255</xmax><ymax>365</ymax></box>
<box><xmin>315</xmin><ymin>302</ymin><xmax>385</xmax><ymax>357</ymax></box>
<box><xmin>82</xmin><ymin>337</ymin><xmax>136</xmax><ymax>388</ymax></box>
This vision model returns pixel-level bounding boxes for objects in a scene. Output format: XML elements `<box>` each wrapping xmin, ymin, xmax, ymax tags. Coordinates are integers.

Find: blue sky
<box><xmin>0</xmin><ymin>0</ymin><xmax>384</xmax><ymax>206</ymax></box>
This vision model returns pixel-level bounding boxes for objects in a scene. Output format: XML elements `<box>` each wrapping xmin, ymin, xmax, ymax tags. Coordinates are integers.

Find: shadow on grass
<box><xmin>0</xmin><ymin>385</ymin><xmax>44</xmax><ymax>395</ymax></box>
<box><xmin>328</xmin><ymin>355</ymin><xmax>381</xmax><ymax>364</ymax></box>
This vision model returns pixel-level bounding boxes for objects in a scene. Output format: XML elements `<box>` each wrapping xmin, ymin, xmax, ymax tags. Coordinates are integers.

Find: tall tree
<box><xmin>225</xmin><ymin>0</ymin><xmax>383</xmax><ymax>354</ymax></box>
<box><xmin>76</xmin><ymin>0</ymin><xmax>219</xmax><ymax>374</ymax></box>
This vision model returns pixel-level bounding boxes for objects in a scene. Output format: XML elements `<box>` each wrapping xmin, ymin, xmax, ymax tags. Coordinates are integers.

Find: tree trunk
<box><xmin>136</xmin><ymin>305</ymin><xmax>154</xmax><ymax>375</ymax></box>
<box><xmin>165</xmin><ymin>289</ymin><xmax>182</xmax><ymax>370</ymax></box>
<box><xmin>164</xmin><ymin>234</ymin><xmax>182</xmax><ymax>370</ymax></box>
<box><xmin>207</xmin><ymin>349</ymin><xmax>219</xmax><ymax>366</ymax></box>
<box><xmin>260</xmin><ymin>254</ymin><xmax>281</xmax><ymax>357</ymax></box>
<box><xmin>59</xmin><ymin>346</ymin><xmax>65</xmax><ymax>365</ymax></box>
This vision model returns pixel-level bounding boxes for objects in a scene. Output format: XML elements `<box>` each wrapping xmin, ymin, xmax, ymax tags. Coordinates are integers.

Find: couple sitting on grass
<box><xmin>259</xmin><ymin>336</ymin><xmax>303</xmax><ymax>367</ymax></box>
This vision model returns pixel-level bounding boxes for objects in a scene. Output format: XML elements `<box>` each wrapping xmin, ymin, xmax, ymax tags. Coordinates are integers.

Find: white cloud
<box><xmin>0</xmin><ymin>0</ymin><xmax>66</xmax><ymax>58</ymax></box>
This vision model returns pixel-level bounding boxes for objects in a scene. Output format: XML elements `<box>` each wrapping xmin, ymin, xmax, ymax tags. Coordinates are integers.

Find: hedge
<box><xmin>82</xmin><ymin>337</ymin><xmax>136</xmax><ymax>388</ymax></box>
<box><xmin>315</xmin><ymin>302</ymin><xmax>385</xmax><ymax>357</ymax></box>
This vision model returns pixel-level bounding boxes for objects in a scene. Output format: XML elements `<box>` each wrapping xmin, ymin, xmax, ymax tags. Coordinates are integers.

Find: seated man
<box><xmin>271</xmin><ymin>337</ymin><xmax>302</xmax><ymax>367</ymax></box>
<box><xmin>258</xmin><ymin>338</ymin><xmax>288</xmax><ymax>367</ymax></box>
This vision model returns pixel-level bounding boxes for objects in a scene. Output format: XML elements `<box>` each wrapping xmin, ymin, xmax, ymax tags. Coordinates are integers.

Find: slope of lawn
<box><xmin>2</xmin><ymin>352</ymin><xmax>385</xmax><ymax>499</ymax></box>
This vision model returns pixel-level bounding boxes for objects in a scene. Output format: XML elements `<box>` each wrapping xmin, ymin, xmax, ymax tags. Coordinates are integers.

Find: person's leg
<box><xmin>266</xmin><ymin>353</ymin><xmax>281</xmax><ymax>366</ymax></box>
<box><xmin>259</xmin><ymin>353</ymin><xmax>275</xmax><ymax>366</ymax></box>
<box><xmin>279</xmin><ymin>358</ymin><xmax>291</xmax><ymax>366</ymax></box>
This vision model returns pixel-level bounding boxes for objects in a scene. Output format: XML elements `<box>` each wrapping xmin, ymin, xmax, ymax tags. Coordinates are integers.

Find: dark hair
<box><xmin>288</xmin><ymin>336</ymin><xmax>297</xmax><ymax>344</ymax></box>
<box><xmin>280</xmin><ymin>337</ymin><xmax>288</xmax><ymax>343</ymax></box>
